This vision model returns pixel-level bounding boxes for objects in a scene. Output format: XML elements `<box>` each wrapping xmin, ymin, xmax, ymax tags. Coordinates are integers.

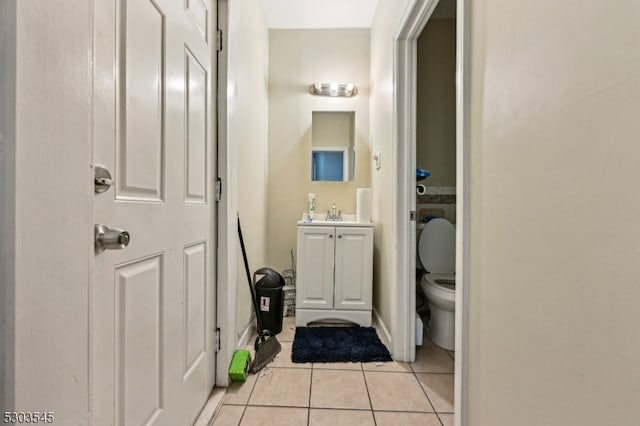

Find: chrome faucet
<box><xmin>326</xmin><ymin>203</ymin><xmax>342</xmax><ymax>221</ymax></box>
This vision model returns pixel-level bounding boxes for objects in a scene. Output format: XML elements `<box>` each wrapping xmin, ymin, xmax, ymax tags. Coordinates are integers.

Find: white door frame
<box><xmin>214</xmin><ymin>0</ymin><xmax>236</xmax><ymax>387</ymax></box>
<box><xmin>393</xmin><ymin>0</ymin><xmax>469</xmax><ymax>424</ymax></box>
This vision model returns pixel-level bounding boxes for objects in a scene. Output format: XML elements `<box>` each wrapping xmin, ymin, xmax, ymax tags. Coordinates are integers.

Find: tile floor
<box><xmin>211</xmin><ymin>316</ymin><xmax>454</xmax><ymax>426</ymax></box>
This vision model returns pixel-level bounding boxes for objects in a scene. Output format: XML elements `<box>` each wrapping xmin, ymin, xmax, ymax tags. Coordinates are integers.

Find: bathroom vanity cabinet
<box><xmin>295</xmin><ymin>222</ymin><xmax>374</xmax><ymax>326</ymax></box>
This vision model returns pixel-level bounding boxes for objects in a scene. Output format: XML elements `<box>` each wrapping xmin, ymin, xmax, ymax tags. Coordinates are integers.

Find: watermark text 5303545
<box><xmin>3</xmin><ymin>412</ymin><xmax>55</xmax><ymax>424</ymax></box>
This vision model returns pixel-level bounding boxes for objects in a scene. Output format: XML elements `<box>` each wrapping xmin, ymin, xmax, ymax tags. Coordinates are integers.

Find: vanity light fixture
<box><xmin>309</xmin><ymin>81</ymin><xmax>358</xmax><ymax>97</ymax></box>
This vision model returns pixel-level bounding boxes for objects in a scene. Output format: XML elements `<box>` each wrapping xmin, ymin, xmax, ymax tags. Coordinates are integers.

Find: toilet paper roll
<box><xmin>416</xmin><ymin>184</ymin><xmax>427</xmax><ymax>196</ymax></box>
<box><xmin>356</xmin><ymin>188</ymin><xmax>371</xmax><ymax>223</ymax></box>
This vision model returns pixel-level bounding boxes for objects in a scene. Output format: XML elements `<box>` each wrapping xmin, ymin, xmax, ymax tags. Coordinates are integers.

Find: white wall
<box><xmin>1</xmin><ymin>0</ymin><xmax>93</xmax><ymax>421</ymax></box>
<box><xmin>416</xmin><ymin>19</ymin><xmax>456</xmax><ymax>187</ymax></box>
<box><xmin>369</xmin><ymin>0</ymin><xmax>411</xmax><ymax>348</ymax></box>
<box><xmin>466</xmin><ymin>0</ymin><xmax>640</xmax><ymax>424</ymax></box>
<box><xmin>267</xmin><ymin>29</ymin><xmax>371</xmax><ymax>271</ymax></box>
<box><xmin>226</xmin><ymin>0</ymin><xmax>270</xmax><ymax>343</ymax></box>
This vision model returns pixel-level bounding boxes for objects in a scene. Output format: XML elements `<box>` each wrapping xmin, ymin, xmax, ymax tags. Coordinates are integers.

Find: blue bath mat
<box><xmin>291</xmin><ymin>326</ymin><xmax>393</xmax><ymax>363</ymax></box>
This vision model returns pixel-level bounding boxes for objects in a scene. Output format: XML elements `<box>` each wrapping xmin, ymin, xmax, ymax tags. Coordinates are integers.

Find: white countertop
<box><xmin>297</xmin><ymin>213</ymin><xmax>373</xmax><ymax>227</ymax></box>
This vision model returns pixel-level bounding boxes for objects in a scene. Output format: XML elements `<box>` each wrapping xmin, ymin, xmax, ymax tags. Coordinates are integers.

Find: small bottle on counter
<box><xmin>308</xmin><ymin>193</ymin><xmax>316</xmax><ymax>220</ymax></box>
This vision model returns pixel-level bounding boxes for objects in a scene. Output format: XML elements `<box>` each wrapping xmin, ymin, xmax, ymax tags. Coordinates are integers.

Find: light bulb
<box><xmin>314</xmin><ymin>82</ymin><xmax>322</xmax><ymax>91</ymax></box>
<box><xmin>329</xmin><ymin>82</ymin><xmax>338</xmax><ymax>93</ymax></box>
<box><xmin>346</xmin><ymin>83</ymin><xmax>354</xmax><ymax>92</ymax></box>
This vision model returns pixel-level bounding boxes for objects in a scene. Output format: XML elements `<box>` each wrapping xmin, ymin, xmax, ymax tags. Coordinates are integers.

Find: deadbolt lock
<box><xmin>94</xmin><ymin>165</ymin><xmax>113</xmax><ymax>193</ymax></box>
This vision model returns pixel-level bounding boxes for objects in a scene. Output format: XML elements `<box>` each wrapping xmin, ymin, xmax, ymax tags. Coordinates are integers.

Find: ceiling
<box><xmin>261</xmin><ymin>0</ymin><xmax>456</xmax><ymax>29</ymax></box>
<box><xmin>261</xmin><ymin>0</ymin><xmax>380</xmax><ymax>29</ymax></box>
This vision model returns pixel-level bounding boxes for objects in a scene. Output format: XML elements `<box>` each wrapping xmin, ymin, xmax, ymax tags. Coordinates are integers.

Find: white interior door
<box><xmin>93</xmin><ymin>0</ymin><xmax>216</xmax><ymax>424</ymax></box>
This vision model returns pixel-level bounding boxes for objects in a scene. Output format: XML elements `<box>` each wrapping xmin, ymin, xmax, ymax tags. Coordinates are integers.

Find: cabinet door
<box><xmin>334</xmin><ymin>227</ymin><xmax>373</xmax><ymax>311</ymax></box>
<box><xmin>296</xmin><ymin>226</ymin><xmax>335</xmax><ymax>310</ymax></box>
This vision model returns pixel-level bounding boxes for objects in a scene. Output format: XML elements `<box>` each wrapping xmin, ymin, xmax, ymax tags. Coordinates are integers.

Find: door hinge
<box><xmin>215</xmin><ymin>178</ymin><xmax>222</xmax><ymax>202</ymax></box>
<box><xmin>215</xmin><ymin>327</ymin><xmax>221</xmax><ymax>352</ymax></box>
<box><xmin>410</xmin><ymin>210</ymin><xmax>417</xmax><ymax>221</ymax></box>
<box><xmin>216</xmin><ymin>29</ymin><xmax>223</xmax><ymax>52</ymax></box>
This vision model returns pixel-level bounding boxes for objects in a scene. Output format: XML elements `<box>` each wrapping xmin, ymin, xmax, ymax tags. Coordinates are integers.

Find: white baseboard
<box><xmin>193</xmin><ymin>387</ymin><xmax>225</xmax><ymax>426</ymax></box>
<box><xmin>236</xmin><ymin>314</ymin><xmax>255</xmax><ymax>349</ymax></box>
<box><xmin>372</xmin><ymin>307</ymin><xmax>393</xmax><ymax>356</ymax></box>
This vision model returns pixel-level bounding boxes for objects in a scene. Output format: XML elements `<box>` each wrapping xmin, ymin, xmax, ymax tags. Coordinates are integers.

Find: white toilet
<box><xmin>417</xmin><ymin>218</ymin><xmax>456</xmax><ymax>350</ymax></box>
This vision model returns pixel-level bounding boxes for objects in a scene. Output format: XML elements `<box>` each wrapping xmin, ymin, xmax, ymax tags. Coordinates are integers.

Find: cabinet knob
<box><xmin>338</xmin><ymin>235</ymin><xmax>342</xmax><ymax>238</ymax></box>
<box><xmin>329</xmin><ymin>234</ymin><xmax>334</xmax><ymax>239</ymax></box>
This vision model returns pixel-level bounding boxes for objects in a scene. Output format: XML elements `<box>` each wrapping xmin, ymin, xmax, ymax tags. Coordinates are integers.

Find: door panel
<box><xmin>185</xmin><ymin>49</ymin><xmax>208</xmax><ymax>204</ymax></box>
<box><xmin>334</xmin><ymin>227</ymin><xmax>373</xmax><ymax>311</ymax></box>
<box><xmin>93</xmin><ymin>0</ymin><xmax>216</xmax><ymax>424</ymax></box>
<box><xmin>183</xmin><ymin>242</ymin><xmax>206</xmax><ymax>376</ymax></box>
<box><xmin>186</xmin><ymin>0</ymin><xmax>208</xmax><ymax>40</ymax></box>
<box><xmin>119</xmin><ymin>0</ymin><xmax>165</xmax><ymax>201</ymax></box>
<box><xmin>115</xmin><ymin>255</ymin><xmax>164</xmax><ymax>425</ymax></box>
<box><xmin>296</xmin><ymin>226</ymin><xmax>335</xmax><ymax>310</ymax></box>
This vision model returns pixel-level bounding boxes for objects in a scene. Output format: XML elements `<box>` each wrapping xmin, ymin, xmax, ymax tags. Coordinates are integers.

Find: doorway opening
<box><xmin>415</xmin><ymin>0</ymin><xmax>457</xmax><ymax>349</ymax></box>
<box><xmin>394</xmin><ymin>0</ymin><xmax>469</xmax><ymax>424</ymax></box>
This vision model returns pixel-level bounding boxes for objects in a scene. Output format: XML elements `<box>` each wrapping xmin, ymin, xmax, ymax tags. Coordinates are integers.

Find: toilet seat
<box><xmin>424</xmin><ymin>273</ymin><xmax>455</xmax><ymax>292</ymax></box>
<box><xmin>418</xmin><ymin>218</ymin><xmax>455</xmax><ymax>274</ymax></box>
<box><xmin>421</xmin><ymin>274</ymin><xmax>455</xmax><ymax>310</ymax></box>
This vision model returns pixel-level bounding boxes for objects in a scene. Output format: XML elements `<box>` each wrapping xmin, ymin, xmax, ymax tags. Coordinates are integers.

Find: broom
<box><xmin>237</xmin><ymin>216</ymin><xmax>281</xmax><ymax>373</ymax></box>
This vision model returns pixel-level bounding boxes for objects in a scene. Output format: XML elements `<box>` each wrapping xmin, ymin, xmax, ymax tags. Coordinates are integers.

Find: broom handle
<box><xmin>237</xmin><ymin>215</ymin><xmax>265</xmax><ymax>333</ymax></box>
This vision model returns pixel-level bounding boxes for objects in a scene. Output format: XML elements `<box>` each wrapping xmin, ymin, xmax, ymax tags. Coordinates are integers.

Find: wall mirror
<box><xmin>311</xmin><ymin>111</ymin><xmax>355</xmax><ymax>182</ymax></box>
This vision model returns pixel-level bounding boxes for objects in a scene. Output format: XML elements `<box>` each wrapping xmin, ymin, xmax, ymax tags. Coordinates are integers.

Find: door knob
<box><xmin>95</xmin><ymin>224</ymin><xmax>131</xmax><ymax>252</ymax></box>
